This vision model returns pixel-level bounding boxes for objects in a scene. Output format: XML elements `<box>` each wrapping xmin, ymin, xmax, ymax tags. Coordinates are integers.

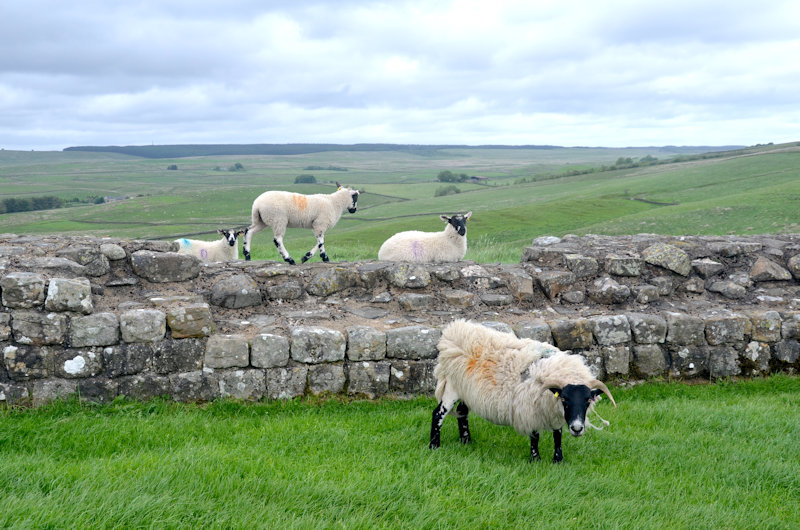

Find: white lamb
<box><xmin>377</xmin><ymin>211</ymin><xmax>472</xmax><ymax>262</ymax></box>
<box><xmin>430</xmin><ymin>319</ymin><xmax>616</xmax><ymax>463</ymax></box>
<box><xmin>175</xmin><ymin>228</ymin><xmax>244</xmax><ymax>262</ymax></box>
<box><xmin>243</xmin><ymin>183</ymin><xmax>360</xmax><ymax>264</ymax></box>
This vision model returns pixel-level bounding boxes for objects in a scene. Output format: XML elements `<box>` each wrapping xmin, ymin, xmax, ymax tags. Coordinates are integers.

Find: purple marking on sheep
<box><xmin>200</xmin><ymin>248</ymin><xmax>208</xmax><ymax>259</ymax></box>
<box><xmin>411</xmin><ymin>240</ymin><xmax>424</xmax><ymax>260</ymax></box>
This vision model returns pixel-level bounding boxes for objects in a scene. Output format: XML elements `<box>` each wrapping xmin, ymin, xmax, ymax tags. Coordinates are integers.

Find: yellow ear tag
<box><xmin>553</xmin><ymin>392</ymin><xmax>559</xmax><ymax>399</ymax></box>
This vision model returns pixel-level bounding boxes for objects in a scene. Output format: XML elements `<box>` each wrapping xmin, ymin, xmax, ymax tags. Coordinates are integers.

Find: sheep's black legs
<box><xmin>456</xmin><ymin>402</ymin><xmax>471</xmax><ymax>444</ymax></box>
<box><xmin>530</xmin><ymin>431</ymin><xmax>541</xmax><ymax>462</ymax></box>
<box><xmin>302</xmin><ymin>234</ymin><xmax>328</xmax><ymax>263</ymax></box>
<box><xmin>552</xmin><ymin>428</ymin><xmax>563</xmax><ymax>463</ymax></box>
<box><xmin>273</xmin><ymin>237</ymin><xmax>295</xmax><ymax>265</ymax></box>
<box><xmin>430</xmin><ymin>402</ymin><xmax>448</xmax><ymax>449</ymax></box>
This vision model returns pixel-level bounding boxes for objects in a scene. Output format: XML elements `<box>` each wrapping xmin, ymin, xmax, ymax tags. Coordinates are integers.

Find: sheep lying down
<box><xmin>430</xmin><ymin>319</ymin><xmax>616</xmax><ymax>463</ymax></box>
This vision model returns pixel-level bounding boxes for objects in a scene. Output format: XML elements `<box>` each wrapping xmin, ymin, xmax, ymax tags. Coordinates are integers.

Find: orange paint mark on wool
<box><xmin>292</xmin><ymin>194</ymin><xmax>308</xmax><ymax>210</ymax></box>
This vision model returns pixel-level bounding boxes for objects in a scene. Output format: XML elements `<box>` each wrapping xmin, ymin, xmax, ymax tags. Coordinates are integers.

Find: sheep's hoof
<box><xmin>301</xmin><ymin>253</ymin><xmax>312</xmax><ymax>263</ymax></box>
<box><xmin>530</xmin><ymin>453</ymin><xmax>541</xmax><ymax>463</ymax></box>
<box><xmin>285</xmin><ymin>258</ymin><xmax>296</xmax><ymax>265</ymax></box>
<box><xmin>321</xmin><ymin>253</ymin><xmax>329</xmax><ymax>262</ymax></box>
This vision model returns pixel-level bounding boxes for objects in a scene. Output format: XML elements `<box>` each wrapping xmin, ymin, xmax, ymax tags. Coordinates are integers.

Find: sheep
<box><xmin>377</xmin><ymin>211</ymin><xmax>472</xmax><ymax>262</ymax></box>
<box><xmin>175</xmin><ymin>228</ymin><xmax>244</xmax><ymax>262</ymax></box>
<box><xmin>242</xmin><ymin>183</ymin><xmax>360</xmax><ymax>264</ymax></box>
<box><xmin>430</xmin><ymin>319</ymin><xmax>616</xmax><ymax>463</ymax></box>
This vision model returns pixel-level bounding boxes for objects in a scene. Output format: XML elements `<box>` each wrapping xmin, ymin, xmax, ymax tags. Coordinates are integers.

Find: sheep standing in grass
<box><xmin>175</xmin><ymin>229</ymin><xmax>244</xmax><ymax>262</ymax></box>
<box><xmin>377</xmin><ymin>212</ymin><xmax>472</xmax><ymax>262</ymax></box>
<box><xmin>243</xmin><ymin>183</ymin><xmax>360</xmax><ymax>264</ymax></box>
<box><xmin>430</xmin><ymin>319</ymin><xmax>616</xmax><ymax>463</ymax></box>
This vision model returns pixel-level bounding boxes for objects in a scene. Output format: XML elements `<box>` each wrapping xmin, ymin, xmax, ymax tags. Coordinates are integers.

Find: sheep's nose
<box><xmin>348</xmin><ymin>207</ymin><xmax>357</xmax><ymax>213</ymax></box>
<box><xmin>569</xmin><ymin>422</ymin><xmax>585</xmax><ymax>437</ymax></box>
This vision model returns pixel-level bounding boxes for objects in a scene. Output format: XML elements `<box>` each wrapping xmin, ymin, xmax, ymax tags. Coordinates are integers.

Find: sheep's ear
<box><xmin>590</xmin><ymin>389</ymin><xmax>604</xmax><ymax>401</ymax></box>
<box><xmin>548</xmin><ymin>387</ymin><xmax>562</xmax><ymax>398</ymax></box>
<box><xmin>217</xmin><ymin>229</ymin><xmax>224</xmax><ymax>234</ymax></box>
<box><xmin>440</xmin><ymin>215</ymin><xmax>450</xmax><ymax>222</ymax></box>
<box><xmin>465</xmin><ymin>211</ymin><xmax>472</xmax><ymax>219</ymax></box>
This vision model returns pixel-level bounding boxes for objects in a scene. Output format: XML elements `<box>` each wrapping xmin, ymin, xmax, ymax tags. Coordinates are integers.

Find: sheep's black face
<box><xmin>348</xmin><ymin>191</ymin><xmax>359</xmax><ymax>214</ymax></box>
<box><xmin>444</xmin><ymin>211</ymin><xmax>472</xmax><ymax>236</ymax></box>
<box><xmin>220</xmin><ymin>230</ymin><xmax>238</xmax><ymax>247</ymax></box>
<box><xmin>552</xmin><ymin>384</ymin><xmax>604</xmax><ymax>437</ymax></box>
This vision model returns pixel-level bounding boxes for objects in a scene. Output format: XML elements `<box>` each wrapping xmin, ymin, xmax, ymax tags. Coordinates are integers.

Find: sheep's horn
<box><xmin>589</xmin><ymin>379</ymin><xmax>617</xmax><ymax>408</ymax></box>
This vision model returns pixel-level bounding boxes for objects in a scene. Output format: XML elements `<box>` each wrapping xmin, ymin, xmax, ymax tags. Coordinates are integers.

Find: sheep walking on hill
<box><xmin>243</xmin><ymin>183</ymin><xmax>360</xmax><ymax>264</ymax></box>
<box><xmin>430</xmin><ymin>320</ymin><xmax>616</xmax><ymax>463</ymax></box>
<box><xmin>377</xmin><ymin>211</ymin><xmax>472</xmax><ymax>262</ymax></box>
<box><xmin>175</xmin><ymin>228</ymin><xmax>244</xmax><ymax>262</ymax></box>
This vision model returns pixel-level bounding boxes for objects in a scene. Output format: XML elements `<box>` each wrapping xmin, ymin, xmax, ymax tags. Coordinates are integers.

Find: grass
<box><xmin>1</xmin><ymin>375</ymin><xmax>798</xmax><ymax>528</ymax></box>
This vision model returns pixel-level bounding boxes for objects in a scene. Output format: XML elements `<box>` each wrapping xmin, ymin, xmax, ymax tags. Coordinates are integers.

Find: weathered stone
<box><xmin>346</xmin><ymin>326</ymin><xmax>386</xmax><ymax>361</ymax></box>
<box><xmin>100</xmin><ymin>243</ymin><xmax>127</xmax><ymax>261</ymax></box>
<box><xmin>1</xmin><ymin>272</ymin><xmax>46</xmax><ymax>308</ymax></box>
<box><xmin>642</xmin><ymin>243</ymin><xmax>691</xmax><ymax>276</ymax></box>
<box><xmin>120</xmin><ymin>309</ymin><xmax>166</xmax><ymax>343</ymax></box>
<box><xmin>692</xmin><ymin>258</ymin><xmax>725</xmax><ymax>279</ymax></box>
<box><xmin>31</xmin><ymin>379</ymin><xmax>78</xmax><ymax>405</ymax></box>
<box><xmin>601</xmin><ymin>344</ymin><xmax>630</xmax><ymax>375</ymax></box>
<box><xmin>590</xmin><ymin>315</ymin><xmax>631</xmax><ymax>345</ymax></box>
<box><xmin>390</xmin><ymin>359</ymin><xmax>436</xmax><ymax>394</ymax></box>
<box><xmin>666</xmin><ymin>313</ymin><xmax>706</xmax><ymax>346</ymax></box>
<box><xmin>634</xmin><ymin>285</ymin><xmax>660</xmax><ymax>304</ymax></box>
<box><xmin>459</xmin><ymin>264</ymin><xmax>493</xmax><ymax>289</ymax></box>
<box><xmin>683</xmin><ymin>278</ymin><xmax>705</xmax><ymax>294</ymax></box>
<box><xmin>579</xmin><ymin>350</ymin><xmax>605</xmax><ymax>379</ymax></box>
<box><xmin>514</xmin><ymin>320</ymin><xmax>552</xmax><ymax>343</ymax></box>
<box><xmin>290</xmin><ymin>327</ymin><xmax>346</xmax><ymax>363</ymax></box>
<box><xmin>650</xmin><ymin>276</ymin><xmax>673</xmax><ymax>295</ymax></box>
<box><xmin>103</xmin><ymin>344</ymin><xmax>148</xmax><ymax>377</ymax></box>
<box><xmin>0</xmin><ymin>313</ymin><xmax>10</xmax><ymax>341</ymax></box>
<box><xmin>266</xmin><ymin>281</ymin><xmax>304</xmax><ymax>300</ymax></box>
<box><xmin>743</xmin><ymin>341</ymin><xmax>771</xmax><ymax>374</ymax></box>
<box><xmin>748</xmin><ymin>311</ymin><xmax>781</xmax><ymax>342</ymax></box>
<box><xmin>205</xmin><ymin>334</ymin><xmax>249</xmax><ymax>368</ymax></box>
<box><xmin>385</xmin><ymin>326</ymin><xmax>441</xmax><ymax>359</ymax></box>
<box><xmin>166</xmin><ymin>304</ymin><xmax>214</xmax><ymax>338</ymax></box>
<box><xmin>782</xmin><ymin>315</ymin><xmax>800</xmax><ymax>339</ymax></box>
<box><xmin>210</xmin><ymin>274</ymin><xmax>262</xmax><ymax>308</ymax></box>
<box><xmin>501</xmin><ymin>268</ymin><xmax>535</xmax><ymax>301</ymax></box>
<box><xmin>0</xmin><ymin>381</ymin><xmax>30</xmax><ymax>403</ymax></box>
<box><xmin>605</xmin><ymin>254</ymin><xmax>642</xmax><ymax>277</ymax></box>
<box><xmin>265</xmin><ymin>364</ymin><xmax>308</xmax><ymax>399</ymax></box>
<box><xmin>548</xmin><ymin>319</ymin><xmax>593</xmax><ymax>350</ymax></box>
<box><xmin>347</xmin><ymin>361</ymin><xmax>390</xmax><ymax>398</ymax></box>
<box><xmin>345</xmin><ymin>306</ymin><xmax>389</xmax><ymax>319</ymax></box>
<box><xmin>430</xmin><ymin>264</ymin><xmax>461</xmax><ymax>282</ymax></box>
<box><xmin>308</xmin><ymin>364</ymin><xmax>345</xmax><ymax>394</ymax></box>
<box><xmin>28</xmin><ymin>257</ymin><xmax>87</xmax><ymax>277</ymax></box>
<box><xmin>773</xmin><ymin>340</ymin><xmax>800</xmax><ymax>363</ymax></box>
<box><xmin>151</xmin><ymin>338</ymin><xmax>204</xmax><ymax>373</ymax></box>
<box><xmin>54</xmin><ymin>349</ymin><xmax>104</xmax><ymax>378</ymax></box>
<box><xmin>533</xmin><ymin>236</ymin><xmax>562</xmax><ymax>246</ymax></box>
<box><xmin>707</xmin><ymin>281</ymin><xmax>746</xmax><ymax>299</ymax></box>
<box><xmin>356</xmin><ymin>262</ymin><xmax>392</xmax><ymax>287</ymax></box>
<box><xmin>398</xmin><ymin>293</ymin><xmax>435</xmax><ymax>311</ymax></box>
<box><xmin>587</xmin><ymin>276</ymin><xmax>630</xmax><ymax>304</ymax></box>
<box><xmin>385</xmin><ymin>264</ymin><xmax>431</xmax><ymax>289</ymax></box>
<box><xmin>704</xmin><ymin>314</ymin><xmax>749</xmax><ymax>345</ymax></box>
<box><xmin>69</xmin><ymin>312</ymin><xmax>119</xmax><ymax>347</ymax></box>
<box><xmin>669</xmin><ymin>345</ymin><xmax>708</xmax><ymax>377</ymax></box>
<box><xmin>562</xmin><ymin>290</ymin><xmax>586</xmax><ymax>304</ymax></box>
<box><xmin>73</xmin><ymin>377</ymin><xmax>118</xmax><ymax>403</ymax></box>
<box><xmin>117</xmin><ymin>373</ymin><xmax>171</xmax><ymax>400</ymax></box>
<box><xmin>787</xmin><ymin>254</ymin><xmax>800</xmax><ymax>280</ymax></box>
<box><xmin>480</xmin><ymin>293</ymin><xmax>513</xmax><ymax>306</ymax></box>
<box><xmin>44</xmin><ymin>277</ymin><xmax>93</xmax><ymax>314</ymax></box>
<box><xmin>55</xmin><ymin>247</ymin><xmax>110</xmax><ymax>277</ymax></box>
<box><xmin>441</xmin><ymin>289</ymin><xmax>475</xmax><ymax>307</ymax></box>
<box><xmin>126</xmin><ymin>240</ymin><xmax>178</xmax><ymax>253</ymax></box>
<box><xmin>536</xmin><ymin>271</ymin><xmax>576</xmax><ymax>300</ymax></box>
<box><xmin>11</xmin><ymin>311</ymin><xmax>68</xmax><ymax>346</ymax></box>
<box><xmin>213</xmin><ymin>368</ymin><xmax>266</xmax><ymax>400</ymax></box>
<box><xmin>130</xmin><ymin>250</ymin><xmax>200</xmax><ymax>282</ymax></box>
<box><xmin>306</xmin><ymin>267</ymin><xmax>359</xmax><ymax>297</ymax></box>
<box><xmin>521</xmin><ymin>246</ymin><xmax>565</xmax><ymax>266</ymax></box>
<box><xmin>251</xmin><ymin>333</ymin><xmax>290</xmax><ymax>368</ymax></box>
<box><xmin>633</xmin><ymin>344</ymin><xmax>666</xmax><ymax>376</ymax></box>
<box><xmin>626</xmin><ymin>313</ymin><xmax>667</xmax><ymax>344</ymax></box>
<box><xmin>709</xmin><ymin>242</ymin><xmax>745</xmax><ymax>257</ymax></box>
<box><xmin>749</xmin><ymin>257</ymin><xmax>792</xmax><ymax>282</ymax></box>
<box><xmin>564</xmin><ymin>254</ymin><xmax>599</xmax><ymax>278</ymax></box>
<box><xmin>708</xmin><ymin>346</ymin><xmax>740</xmax><ymax>378</ymax></box>
<box><xmin>170</xmin><ymin>371</ymin><xmax>217</xmax><ymax>401</ymax></box>
<box><xmin>3</xmin><ymin>345</ymin><xmax>53</xmax><ymax>380</ymax></box>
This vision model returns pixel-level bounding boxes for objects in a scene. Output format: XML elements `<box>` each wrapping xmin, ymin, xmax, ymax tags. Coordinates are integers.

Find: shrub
<box><xmin>435</xmin><ymin>185</ymin><xmax>461</xmax><ymax>197</ymax></box>
<box><xmin>295</xmin><ymin>174</ymin><xmax>317</xmax><ymax>184</ymax></box>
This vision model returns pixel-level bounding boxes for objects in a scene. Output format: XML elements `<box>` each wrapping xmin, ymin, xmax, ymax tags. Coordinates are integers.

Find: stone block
<box><xmin>117</xmin><ymin>373</ymin><xmax>171</xmax><ymax>400</ymax></box>
<box><xmin>1</xmin><ymin>272</ymin><xmax>46</xmax><ymax>308</ymax></box>
<box><xmin>214</xmin><ymin>368</ymin><xmax>266</xmax><ymax>400</ymax></box>
<box><xmin>205</xmin><ymin>334</ymin><xmax>249</xmax><ymax>368</ymax></box>
<box><xmin>548</xmin><ymin>319</ymin><xmax>593</xmax><ymax>350</ymax></box>
<box><xmin>748</xmin><ymin>311</ymin><xmax>782</xmax><ymax>342</ymax></box>
<box><xmin>54</xmin><ymin>349</ymin><xmax>104</xmax><ymax>378</ymax></box>
<box><xmin>70</xmin><ymin>312</ymin><xmax>119</xmax><ymax>347</ymax></box>
<box><xmin>151</xmin><ymin>338</ymin><xmax>205</xmax><ymax>374</ymax></box>
<box><xmin>306</xmin><ymin>266</ymin><xmax>358</xmax><ymax>296</ymax></box>
<box><xmin>601</xmin><ymin>344</ymin><xmax>631</xmax><ymax>375</ymax></box>
<box><xmin>3</xmin><ymin>344</ymin><xmax>53</xmax><ymax>380</ymax></box>
<box><xmin>265</xmin><ymin>364</ymin><xmax>308</xmax><ymax>399</ymax></box>
<box><xmin>267</xmin><ymin>281</ymin><xmax>304</xmax><ymax>300</ymax></box>
<box><xmin>634</xmin><ymin>285</ymin><xmax>660</xmax><ymax>304</ymax></box>
<box><xmin>0</xmin><ymin>313</ymin><xmax>9</xmax><ymax>340</ymax></box>
<box><xmin>103</xmin><ymin>344</ymin><xmax>149</xmax><ymax>377</ymax></box>
<box><xmin>536</xmin><ymin>271</ymin><xmax>576</xmax><ymax>300</ymax></box>
<box><xmin>166</xmin><ymin>304</ymin><xmax>214</xmax><ymax>338</ymax></box>
<box><xmin>441</xmin><ymin>289</ymin><xmax>475</xmax><ymax>307</ymax></box>
<box><xmin>11</xmin><ymin>311</ymin><xmax>68</xmax><ymax>346</ymax></box>
<box><xmin>665</xmin><ymin>313</ymin><xmax>706</xmax><ymax>346</ymax></box>
<box><xmin>642</xmin><ymin>243</ymin><xmax>691</xmax><ymax>276</ymax></box>
<box><xmin>31</xmin><ymin>379</ymin><xmax>78</xmax><ymax>406</ymax></box>
<box><xmin>605</xmin><ymin>254</ymin><xmax>642</xmax><ymax>276</ymax></box>
<box><xmin>668</xmin><ymin>345</ymin><xmax>708</xmax><ymax>377</ymax></box>
<box><xmin>210</xmin><ymin>274</ymin><xmax>262</xmax><ymax>308</ymax></box>
<box><xmin>45</xmin><ymin>277</ymin><xmax>93</xmax><ymax>314</ymax></box>
<box><xmin>633</xmin><ymin>344</ymin><xmax>667</xmax><ymax>377</ymax></box>
<box><xmin>100</xmin><ymin>243</ymin><xmax>127</xmax><ymax>261</ymax></box>
<box><xmin>385</xmin><ymin>264</ymin><xmax>431</xmax><ymax>289</ymax></box>
<box><xmin>564</xmin><ymin>254</ymin><xmax>599</xmax><ymax>278</ymax></box>
<box><xmin>55</xmin><ymin>247</ymin><xmax>110</xmax><ymax>277</ymax></box>
<box><xmin>131</xmin><ymin>250</ymin><xmax>200</xmax><ymax>282</ymax></box>
<box><xmin>590</xmin><ymin>315</ymin><xmax>631</xmax><ymax>345</ymax></box>
<box><xmin>501</xmin><ymin>268</ymin><xmax>535</xmax><ymax>301</ymax></box>
<box><xmin>480</xmin><ymin>294</ymin><xmax>513</xmax><ymax>306</ymax></box>
<box><xmin>750</xmin><ymin>257</ymin><xmax>791</xmax><ymax>282</ymax></box>
<box><xmin>290</xmin><ymin>327</ymin><xmax>346</xmax><ymax>364</ymax></box>
<box><xmin>390</xmin><ymin>359</ymin><xmax>436</xmax><ymax>394</ymax></box>
<box><xmin>788</xmin><ymin>254</ymin><xmax>800</xmax><ymax>280</ymax></box>
<box><xmin>251</xmin><ymin>333</ymin><xmax>291</xmax><ymax>368</ymax></box>
<box><xmin>347</xmin><ymin>361</ymin><xmax>390</xmax><ymax>398</ymax></box>
<box><xmin>120</xmin><ymin>309</ymin><xmax>166</xmax><ymax>343</ymax></box>
<box><xmin>0</xmin><ymin>381</ymin><xmax>30</xmax><ymax>403</ymax></box>
<box><xmin>707</xmin><ymin>281</ymin><xmax>746</xmax><ymax>299</ymax></box>
<box><xmin>692</xmin><ymin>258</ymin><xmax>725</xmax><ymax>279</ymax></box>
<box><xmin>346</xmin><ymin>326</ymin><xmax>386</xmax><ymax>361</ymax></box>
<box><xmin>398</xmin><ymin>293</ymin><xmax>435</xmax><ymax>311</ymax></box>
<box><xmin>385</xmin><ymin>326</ymin><xmax>441</xmax><ymax>359</ymax></box>
<box><xmin>587</xmin><ymin>277</ymin><xmax>630</xmax><ymax>304</ymax></box>
<box><xmin>170</xmin><ymin>371</ymin><xmax>217</xmax><ymax>401</ymax></box>
<box><xmin>704</xmin><ymin>314</ymin><xmax>749</xmax><ymax>345</ymax></box>
<box><xmin>708</xmin><ymin>346</ymin><xmax>740</xmax><ymax>378</ymax></box>
<box><xmin>514</xmin><ymin>320</ymin><xmax>553</xmax><ymax>343</ymax></box>
<box><xmin>774</xmin><ymin>340</ymin><xmax>800</xmax><ymax>363</ymax></box>
<box><xmin>742</xmin><ymin>341</ymin><xmax>771</xmax><ymax>374</ymax></box>
<box><xmin>308</xmin><ymin>364</ymin><xmax>346</xmax><ymax>394</ymax></box>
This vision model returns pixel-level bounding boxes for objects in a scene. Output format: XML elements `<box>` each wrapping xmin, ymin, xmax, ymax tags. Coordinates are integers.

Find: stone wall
<box><xmin>1</xmin><ymin>232</ymin><xmax>799</xmax><ymax>405</ymax></box>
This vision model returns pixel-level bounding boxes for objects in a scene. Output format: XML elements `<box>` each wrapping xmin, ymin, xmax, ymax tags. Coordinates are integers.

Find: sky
<box><xmin>2</xmin><ymin>0</ymin><xmax>799</xmax><ymax>151</ymax></box>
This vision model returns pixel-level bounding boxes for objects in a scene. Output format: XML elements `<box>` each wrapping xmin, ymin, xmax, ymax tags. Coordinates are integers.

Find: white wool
<box><xmin>175</xmin><ymin>230</ymin><xmax>241</xmax><ymax>262</ymax></box>
<box><xmin>378</xmin><ymin>214</ymin><xmax>469</xmax><ymax>262</ymax></box>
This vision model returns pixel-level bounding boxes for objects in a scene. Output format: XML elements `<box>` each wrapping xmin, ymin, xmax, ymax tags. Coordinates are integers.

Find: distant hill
<box><xmin>62</xmin><ymin>143</ymin><xmax>742</xmax><ymax>159</ymax></box>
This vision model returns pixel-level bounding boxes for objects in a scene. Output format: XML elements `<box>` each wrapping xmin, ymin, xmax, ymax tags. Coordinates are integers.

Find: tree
<box><xmin>167</xmin><ymin>164</ymin><xmax>178</xmax><ymax>170</ymax></box>
<box><xmin>294</xmin><ymin>174</ymin><xmax>316</xmax><ymax>184</ymax></box>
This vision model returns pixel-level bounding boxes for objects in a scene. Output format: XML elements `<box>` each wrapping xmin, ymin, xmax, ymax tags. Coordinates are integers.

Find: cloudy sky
<box><xmin>2</xmin><ymin>0</ymin><xmax>799</xmax><ymax>151</ymax></box>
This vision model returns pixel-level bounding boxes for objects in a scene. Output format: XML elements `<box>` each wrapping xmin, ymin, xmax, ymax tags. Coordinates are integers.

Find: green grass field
<box><xmin>1</xmin><ymin>376</ymin><xmax>798</xmax><ymax>528</ymax></box>
<box><xmin>1</xmin><ymin>142</ymin><xmax>798</xmax><ymax>263</ymax></box>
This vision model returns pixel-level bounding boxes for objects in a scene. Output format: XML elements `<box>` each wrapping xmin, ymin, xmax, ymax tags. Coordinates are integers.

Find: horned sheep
<box><xmin>243</xmin><ymin>183</ymin><xmax>360</xmax><ymax>264</ymax></box>
<box><xmin>377</xmin><ymin>211</ymin><xmax>472</xmax><ymax>262</ymax></box>
<box><xmin>430</xmin><ymin>319</ymin><xmax>616</xmax><ymax>463</ymax></box>
<box><xmin>175</xmin><ymin>229</ymin><xmax>243</xmax><ymax>262</ymax></box>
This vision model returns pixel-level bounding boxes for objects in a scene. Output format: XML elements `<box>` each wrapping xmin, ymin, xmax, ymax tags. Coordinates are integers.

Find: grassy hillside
<box><xmin>1</xmin><ymin>142</ymin><xmax>798</xmax><ymax>263</ymax></box>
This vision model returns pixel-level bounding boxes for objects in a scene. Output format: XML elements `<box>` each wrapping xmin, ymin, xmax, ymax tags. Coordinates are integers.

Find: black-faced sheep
<box><xmin>175</xmin><ymin>228</ymin><xmax>244</xmax><ymax>262</ymax></box>
<box><xmin>377</xmin><ymin>212</ymin><xmax>472</xmax><ymax>262</ymax></box>
<box><xmin>430</xmin><ymin>319</ymin><xmax>616</xmax><ymax>463</ymax></box>
<box><xmin>242</xmin><ymin>183</ymin><xmax>360</xmax><ymax>264</ymax></box>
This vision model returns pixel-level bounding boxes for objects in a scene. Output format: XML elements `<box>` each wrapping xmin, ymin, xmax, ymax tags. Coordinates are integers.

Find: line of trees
<box><xmin>0</xmin><ymin>196</ymin><xmax>64</xmax><ymax>214</ymax></box>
